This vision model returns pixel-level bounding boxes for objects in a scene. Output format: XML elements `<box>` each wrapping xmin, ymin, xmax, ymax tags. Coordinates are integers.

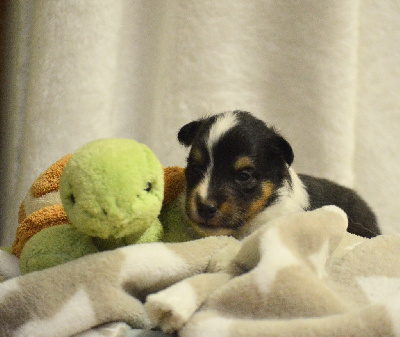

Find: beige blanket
<box><xmin>1</xmin><ymin>206</ymin><xmax>400</xmax><ymax>337</ymax></box>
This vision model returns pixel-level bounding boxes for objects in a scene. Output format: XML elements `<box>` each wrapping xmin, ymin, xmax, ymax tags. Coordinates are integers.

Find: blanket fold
<box><xmin>1</xmin><ymin>206</ymin><xmax>399</xmax><ymax>337</ymax></box>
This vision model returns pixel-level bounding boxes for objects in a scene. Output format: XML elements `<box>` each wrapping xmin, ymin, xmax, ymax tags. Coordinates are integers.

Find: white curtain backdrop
<box><xmin>1</xmin><ymin>0</ymin><xmax>400</xmax><ymax>245</ymax></box>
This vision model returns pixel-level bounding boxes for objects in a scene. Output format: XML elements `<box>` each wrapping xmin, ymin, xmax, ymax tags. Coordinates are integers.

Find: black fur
<box><xmin>177</xmin><ymin>120</ymin><xmax>205</xmax><ymax>146</ymax></box>
<box><xmin>179</xmin><ymin>110</ymin><xmax>380</xmax><ymax>238</ymax></box>
<box><xmin>299</xmin><ymin>174</ymin><xmax>380</xmax><ymax>238</ymax></box>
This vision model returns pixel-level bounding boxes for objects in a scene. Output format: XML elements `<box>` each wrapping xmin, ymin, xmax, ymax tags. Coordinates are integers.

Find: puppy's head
<box><xmin>178</xmin><ymin>110</ymin><xmax>294</xmax><ymax>238</ymax></box>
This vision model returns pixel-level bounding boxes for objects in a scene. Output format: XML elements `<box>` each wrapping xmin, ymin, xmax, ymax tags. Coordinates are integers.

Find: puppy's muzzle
<box><xmin>196</xmin><ymin>198</ymin><xmax>218</xmax><ymax>220</ymax></box>
<box><xmin>187</xmin><ymin>192</ymin><xmax>244</xmax><ymax>236</ymax></box>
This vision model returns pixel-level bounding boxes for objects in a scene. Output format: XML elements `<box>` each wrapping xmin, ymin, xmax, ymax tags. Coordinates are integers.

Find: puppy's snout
<box><xmin>197</xmin><ymin>200</ymin><xmax>218</xmax><ymax>220</ymax></box>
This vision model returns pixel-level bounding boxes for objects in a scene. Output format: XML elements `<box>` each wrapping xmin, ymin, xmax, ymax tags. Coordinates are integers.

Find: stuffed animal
<box><xmin>13</xmin><ymin>138</ymin><xmax>195</xmax><ymax>274</ymax></box>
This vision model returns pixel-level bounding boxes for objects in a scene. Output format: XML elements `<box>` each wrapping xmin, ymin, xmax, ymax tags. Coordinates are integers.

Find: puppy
<box><xmin>178</xmin><ymin>110</ymin><xmax>380</xmax><ymax>239</ymax></box>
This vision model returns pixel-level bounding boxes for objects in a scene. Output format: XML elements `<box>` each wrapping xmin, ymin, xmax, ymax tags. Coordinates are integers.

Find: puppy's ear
<box><xmin>178</xmin><ymin>120</ymin><xmax>203</xmax><ymax>146</ymax></box>
<box><xmin>270</xmin><ymin>135</ymin><xmax>294</xmax><ymax>166</ymax></box>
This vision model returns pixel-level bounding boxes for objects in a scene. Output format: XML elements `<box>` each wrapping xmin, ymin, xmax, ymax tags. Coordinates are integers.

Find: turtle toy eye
<box><xmin>69</xmin><ymin>194</ymin><xmax>76</xmax><ymax>205</ymax></box>
<box><xmin>145</xmin><ymin>182</ymin><xmax>152</xmax><ymax>192</ymax></box>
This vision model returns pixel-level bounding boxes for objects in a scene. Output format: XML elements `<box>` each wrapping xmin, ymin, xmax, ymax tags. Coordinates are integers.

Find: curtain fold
<box><xmin>1</xmin><ymin>0</ymin><xmax>400</xmax><ymax>245</ymax></box>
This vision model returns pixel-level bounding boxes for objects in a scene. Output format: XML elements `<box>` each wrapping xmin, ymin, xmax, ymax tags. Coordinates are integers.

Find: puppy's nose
<box><xmin>197</xmin><ymin>200</ymin><xmax>218</xmax><ymax>220</ymax></box>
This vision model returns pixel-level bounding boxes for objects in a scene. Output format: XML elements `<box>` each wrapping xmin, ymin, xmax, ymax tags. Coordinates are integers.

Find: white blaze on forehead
<box><xmin>198</xmin><ymin>112</ymin><xmax>238</xmax><ymax>200</ymax></box>
<box><xmin>207</xmin><ymin>112</ymin><xmax>238</xmax><ymax>151</ymax></box>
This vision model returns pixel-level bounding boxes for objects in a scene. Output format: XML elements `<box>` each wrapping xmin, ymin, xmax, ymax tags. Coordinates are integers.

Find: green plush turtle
<box><xmin>19</xmin><ymin>138</ymin><xmax>194</xmax><ymax>274</ymax></box>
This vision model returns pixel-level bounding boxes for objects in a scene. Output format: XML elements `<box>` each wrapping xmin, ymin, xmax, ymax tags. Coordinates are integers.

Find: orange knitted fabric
<box><xmin>12</xmin><ymin>155</ymin><xmax>72</xmax><ymax>257</ymax></box>
<box><xmin>163</xmin><ymin>166</ymin><xmax>186</xmax><ymax>206</ymax></box>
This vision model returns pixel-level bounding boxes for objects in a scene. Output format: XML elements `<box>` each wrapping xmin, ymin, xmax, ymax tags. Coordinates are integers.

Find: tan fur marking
<box><xmin>234</xmin><ymin>157</ymin><xmax>255</xmax><ymax>171</ymax></box>
<box><xmin>190</xmin><ymin>148</ymin><xmax>203</xmax><ymax>165</ymax></box>
<box><xmin>12</xmin><ymin>204</ymin><xmax>70</xmax><ymax>257</ymax></box>
<box><xmin>220</xmin><ymin>201</ymin><xmax>233</xmax><ymax>215</ymax></box>
<box><xmin>186</xmin><ymin>187</ymin><xmax>199</xmax><ymax>221</ymax></box>
<box><xmin>248</xmin><ymin>181</ymin><xmax>275</xmax><ymax>220</ymax></box>
<box><xmin>31</xmin><ymin>154</ymin><xmax>72</xmax><ymax>198</ymax></box>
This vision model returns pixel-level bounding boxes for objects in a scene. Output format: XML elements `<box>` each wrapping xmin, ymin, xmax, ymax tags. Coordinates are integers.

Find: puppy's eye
<box><xmin>236</xmin><ymin>171</ymin><xmax>252</xmax><ymax>182</ymax></box>
<box><xmin>235</xmin><ymin>170</ymin><xmax>257</xmax><ymax>190</ymax></box>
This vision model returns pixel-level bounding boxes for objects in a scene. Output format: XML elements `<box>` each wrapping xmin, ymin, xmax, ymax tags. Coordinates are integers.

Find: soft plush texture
<box><xmin>59</xmin><ymin>138</ymin><xmax>164</xmax><ymax>241</ymax></box>
<box><xmin>1</xmin><ymin>206</ymin><xmax>399</xmax><ymax>337</ymax></box>
<box><xmin>15</xmin><ymin>138</ymin><xmax>165</xmax><ymax>273</ymax></box>
<box><xmin>19</xmin><ymin>224</ymin><xmax>99</xmax><ymax>275</ymax></box>
<box><xmin>12</xmin><ymin>155</ymin><xmax>72</xmax><ymax>258</ymax></box>
<box><xmin>12</xmin><ymin>155</ymin><xmax>188</xmax><ymax>258</ymax></box>
<box><xmin>12</xmin><ymin>139</ymin><xmax>194</xmax><ymax>274</ymax></box>
<box><xmin>2</xmin><ymin>3</ymin><xmax>399</xmax><ymax>336</ymax></box>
